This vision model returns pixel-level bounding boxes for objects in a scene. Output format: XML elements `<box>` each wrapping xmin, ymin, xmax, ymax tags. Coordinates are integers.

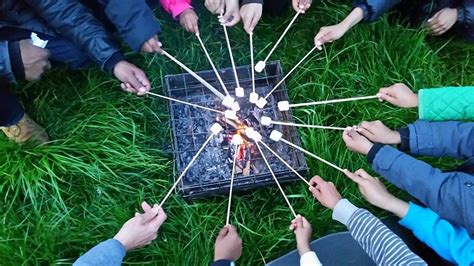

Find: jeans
<box><xmin>0</xmin><ymin>86</ymin><xmax>24</xmax><ymax>126</ymax></box>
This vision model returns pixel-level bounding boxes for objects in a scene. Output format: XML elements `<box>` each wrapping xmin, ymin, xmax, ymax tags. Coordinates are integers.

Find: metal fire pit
<box><xmin>165</xmin><ymin>61</ymin><xmax>308</xmax><ymax>199</ymax></box>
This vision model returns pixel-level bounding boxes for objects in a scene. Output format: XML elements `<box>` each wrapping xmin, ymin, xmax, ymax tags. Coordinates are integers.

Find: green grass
<box><xmin>1</xmin><ymin>1</ymin><xmax>473</xmax><ymax>265</ymax></box>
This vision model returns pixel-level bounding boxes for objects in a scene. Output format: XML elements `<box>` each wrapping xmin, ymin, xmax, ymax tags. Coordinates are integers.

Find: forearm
<box><xmin>339</xmin><ymin>7</ymin><xmax>364</xmax><ymax>33</ymax></box>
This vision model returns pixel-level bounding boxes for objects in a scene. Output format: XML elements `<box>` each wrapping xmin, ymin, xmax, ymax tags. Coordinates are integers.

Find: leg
<box><xmin>0</xmin><ymin>86</ymin><xmax>24</xmax><ymax>127</ymax></box>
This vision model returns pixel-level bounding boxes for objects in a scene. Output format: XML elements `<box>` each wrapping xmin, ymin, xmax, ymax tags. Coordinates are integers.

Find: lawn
<box><xmin>1</xmin><ymin>1</ymin><xmax>473</xmax><ymax>265</ymax></box>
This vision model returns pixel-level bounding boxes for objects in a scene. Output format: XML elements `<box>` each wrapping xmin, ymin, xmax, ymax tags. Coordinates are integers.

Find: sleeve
<box><xmin>160</xmin><ymin>0</ymin><xmax>192</xmax><ymax>19</ymax></box>
<box><xmin>399</xmin><ymin>202</ymin><xmax>474</xmax><ymax>265</ymax></box>
<box><xmin>333</xmin><ymin>199</ymin><xmax>426</xmax><ymax>265</ymax></box>
<box><xmin>300</xmin><ymin>251</ymin><xmax>322</xmax><ymax>266</ymax></box>
<box><xmin>210</xmin><ymin>260</ymin><xmax>234</xmax><ymax>266</ymax></box>
<box><xmin>0</xmin><ymin>41</ymin><xmax>16</xmax><ymax>83</ymax></box>
<box><xmin>99</xmin><ymin>0</ymin><xmax>161</xmax><ymax>52</ymax></box>
<box><xmin>371</xmin><ymin>145</ymin><xmax>474</xmax><ymax>237</ymax></box>
<box><xmin>73</xmin><ymin>239</ymin><xmax>126</xmax><ymax>266</ymax></box>
<box><xmin>407</xmin><ymin>120</ymin><xmax>474</xmax><ymax>159</ymax></box>
<box><xmin>418</xmin><ymin>87</ymin><xmax>474</xmax><ymax>121</ymax></box>
<box><xmin>458</xmin><ymin>0</ymin><xmax>474</xmax><ymax>24</ymax></box>
<box><xmin>352</xmin><ymin>0</ymin><xmax>401</xmax><ymax>22</ymax></box>
<box><xmin>241</xmin><ymin>0</ymin><xmax>264</xmax><ymax>5</ymax></box>
<box><xmin>23</xmin><ymin>0</ymin><xmax>124</xmax><ymax>73</ymax></box>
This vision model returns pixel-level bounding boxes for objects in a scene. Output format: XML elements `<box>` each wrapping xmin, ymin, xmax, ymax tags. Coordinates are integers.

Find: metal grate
<box><xmin>165</xmin><ymin>61</ymin><xmax>308</xmax><ymax>199</ymax></box>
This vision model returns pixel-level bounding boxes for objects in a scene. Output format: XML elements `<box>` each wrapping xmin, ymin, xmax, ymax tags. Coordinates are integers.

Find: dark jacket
<box><xmin>368</xmin><ymin>120</ymin><xmax>474</xmax><ymax>238</ymax></box>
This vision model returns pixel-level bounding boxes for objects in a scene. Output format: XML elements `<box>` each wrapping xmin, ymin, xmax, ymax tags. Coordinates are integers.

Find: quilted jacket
<box><xmin>418</xmin><ymin>87</ymin><xmax>474</xmax><ymax>121</ymax></box>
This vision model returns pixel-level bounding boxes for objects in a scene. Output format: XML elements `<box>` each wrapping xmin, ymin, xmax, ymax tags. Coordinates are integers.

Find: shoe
<box><xmin>1</xmin><ymin>114</ymin><xmax>49</xmax><ymax>144</ymax></box>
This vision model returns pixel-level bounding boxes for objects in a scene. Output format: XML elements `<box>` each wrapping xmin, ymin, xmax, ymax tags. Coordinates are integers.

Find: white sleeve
<box><xmin>300</xmin><ymin>251</ymin><xmax>322</xmax><ymax>266</ymax></box>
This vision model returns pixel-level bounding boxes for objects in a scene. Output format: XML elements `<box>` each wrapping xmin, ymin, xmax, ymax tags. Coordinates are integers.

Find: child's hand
<box><xmin>289</xmin><ymin>215</ymin><xmax>312</xmax><ymax>256</ymax></box>
<box><xmin>342</xmin><ymin>128</ymin><xmax>373</xmax><ymax>155</ymax></box>
<box><xmin>114</xmin><ymin>60</ymin><xmax>151</xmax><ymax>95</ymax></box>
<box><xmin>377</xmin><ymin>83</ymin><xmax>418</xmax><ymax>108</ymax></box>
<box><xmin>219</xmin><ymin>0</ymin><xmax>240</xmax><ymax>27</ymax></box>
<box><xmin>214</xmin><ymin>225</ymin><xmax>242</xmax><ymax>262</ymax></box>
<box><xmin>308</xmin><ymin>175</ymin><xmax>342</xmax><ymax>209</ymax></box>
<box><xmin>355</xmin><ymin>120</ymin><xmax>401</xmax><ymax>145</ymax></box>
<box><xmin>205</xmin><ymin>0</ymin><xmax>223</xmax><ymax>14</ymax></box>
<box><xmin>240</xmin><ymin>3</ymin><xmax>262</xmax><ymax>34</ymax></box>
<box><xmin>292</xmin><ymin>0</ymin><xmax>311</xmax><ymax>13</ymax></box>
<box><xmin>427</xmin><ymin>8</ymin><xmax>458</xmax><ymax>36</ymax></box>
<box><xmin>141</xmin><ymin>35</ymin><xmax>162</xmax><ymax>53</ymax></box>
<box><xmin>314</xmin><ymin>23</ymin><xmax>347</xmax><ymax>49</ymax></box>
<box><xmin>179</xmin><ymin>9</ymin><xmax>199</xmax><ymax>34</ymax></box>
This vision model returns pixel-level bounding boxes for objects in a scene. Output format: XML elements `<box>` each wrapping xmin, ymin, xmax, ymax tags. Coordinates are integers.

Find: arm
<box><xmin>160</xmin><ymin>0</ymin><xmax>192</xmax><ymax>19</ymax></box>
<box><xmin>399</xmin><ymin>202</ymin><xmax>474</xmax><ymax>265</ymax></box>
<box><xmin>418</xmin><ymin>87</ymin><xmax>474</xmax><ymax>121</ymax></box>
<box><xmin>73</xmin><ymin>239</ymin><xmax>126</xmax><ymax>266</ymax></box>
<box><xmin>332</xmin><ymin>199</ymin><xmax>425</xmax><ymax>265</ymax></box>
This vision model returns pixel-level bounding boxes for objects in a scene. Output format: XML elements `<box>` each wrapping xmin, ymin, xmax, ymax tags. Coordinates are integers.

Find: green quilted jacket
<box><xmin>419</xmin><ymin>87</ymin><xmax>474</xmax><ymax>121</ymax></box>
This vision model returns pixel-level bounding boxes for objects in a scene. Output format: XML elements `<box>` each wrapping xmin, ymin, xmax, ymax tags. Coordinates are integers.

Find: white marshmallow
<box><xmin>244</xmin><ymin>127</ymin><xmax>255</xmax><ymax>138</ymax></box>
<box><xmin>278</xmin><ymin>101</ymin><xmax>290</xmax><ymax>111</ymax></box>
<box><xmin>235</xmin><ymin>87</ymin><xmax>244</xmax><ymax>98</ymax></box>
<box><xmin>231</xmin><ymin>101</ymin><xmax>240</xmax><ymax>111</ymax></box>
<box><xmin>224</xmin><ymin>110</ymin><xmax>237</xmax><ymax>120</ymax></box>
<box><xmin>222</xmin><ymin>96</ymin><xmax>235</xmax><ymax>108</ymax></box>
<box><xmin>210</xmin><ymin>123</ymin><xmax>223</xmax><ymax>134</ymax></box>
<box><xmin>260</xmin><ymin>116</ymin><xmax>272</xmax><ymax>126</ymax></box>
<box><xmin>256</xmin><ymin>98</ymin><xmax>268</xmax><ymax>109</ymax></box>
<box><xmin>249</xmin><ymin>92</ymin><xmax>259</xmax><ymax>104</ymax></box>
<box><xmin>231</xmin><ymin>134</ymin><xmax>244</xmax><ymax>145</ymax></box>
<box><xmin>254</xmin><ymin>61</ymin><xmax>266</xmax><ymax>73</ymax></box>
<box><xmin>250</xmin><ymin>131</ymin><xmax>262</xmax><ymax>142</ymax></box>
<box><xmin>270</xmin><ymin>130</ymin><xmax>283</xmax><ymax>142</ymax></box>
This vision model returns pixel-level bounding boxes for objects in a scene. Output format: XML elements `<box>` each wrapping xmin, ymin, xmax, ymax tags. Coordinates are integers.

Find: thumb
<box><xmin>141</xmin><ymin>201</ymin><xmax>152</xmax><ymax>212</ymax></box>
<box><xmin>296</xmin><ymin>215</ymin><xmax>303</xmax><ymax>228</ymax></box>
<box><xmin>343</xmin><ymin>169</ymin><xmax>363</xmax><ymax>184</ymax></box>
<box><xmin>217</xmin><ymin>226</ymin><xmax>229</xmax><ymax>239</ymax></box>
<box><xmin>140</xmin><ymin>205</ymin><xmax>159</xmax><ymax>223</ymax></box>
<box><xmin>354</xmin><ymin>169</ymin><xmax>372</xmax><ymax>180</ymax></box>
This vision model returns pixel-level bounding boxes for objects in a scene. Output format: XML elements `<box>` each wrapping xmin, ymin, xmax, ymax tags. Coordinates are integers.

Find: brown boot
<box><xmin>1</xmin><ymin>114</ymin><xmax>49</xmax><ymax>144</ymax></box>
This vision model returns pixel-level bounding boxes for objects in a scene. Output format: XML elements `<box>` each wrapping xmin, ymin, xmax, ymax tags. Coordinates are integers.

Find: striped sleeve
<box><xmin>346</xmin><ymin>208</ymin><xmax>427</xmax><ymax>265</ymax></box>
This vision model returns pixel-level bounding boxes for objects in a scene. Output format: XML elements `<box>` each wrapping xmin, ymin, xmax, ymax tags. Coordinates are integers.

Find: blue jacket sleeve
<box><xmin>400</xmin><ymin>202</ymin><xmax>474</xmax><ymax>265</ymax></box>
<box><xmin>98</xmin><ymin>0</ymin><xmax>162</xmax><ymax>52</ymax></box>
<box><xmin>408</xmin><ymin>120</ymin><xmax>474</xmax><ymax>159</ymax></box>
<box><xmin>458</xmin><ymin>0</ymin><xmax>474</xmax><ymax>25</ymax></box>
<box><xmin>372</xmin><ymin>145</ymin><xmax>474</xmax><ymax>238</ymax></box>
<box><xmin>73</xmin><ymin>239</ymin><xmax>126</xmax><ymax>266</ymax></box>
<box><xmin>0</xmin><ymin>41</ymin><xmax>15</xmax><ymax>83</ymax></box>
<box><xmin>353</xmin><ymin>0</ymin><xmax>401</xmax><ymax>22</ymax></box>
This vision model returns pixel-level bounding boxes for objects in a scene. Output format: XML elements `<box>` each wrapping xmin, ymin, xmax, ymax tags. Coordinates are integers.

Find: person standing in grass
<box><xmin>313</xmin><ymin>0</ymin><xmax>474</xmax><ymax>49</ymax></box>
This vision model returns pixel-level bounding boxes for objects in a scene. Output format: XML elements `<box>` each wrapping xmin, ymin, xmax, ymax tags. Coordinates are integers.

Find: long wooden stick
<box><xmin>225</xmin><ymin>146</ymin><xmax>239</xmax><ymax>226</ymax></box>
<box><xmin>146</xmin><ymin>92</ymin><xmax>224</xmax><ymax>114</ymax></box>
<box><xmin>264</xmin><ymin>46</ymin><xmax>317</xmax><ymax>99</ymax></box>
<box><xmin>280</xmin><ymin>138</ymin><xmax>344</xmax><ymax>172</ymax></box>
<box><xmin>290</xmin><ymin>95</ymin><xmax>378</xmax><ymax>108</ymax></box>
<box><xmin>222</xmin><ymin>25</ymin><xmax>241</xmax><ymax>88</ymax></box>
<box><xmin>255</xmin><ymin>141</ymin><xmax>297</xmax><ymax>218</ymax></box>
<box><xmin>196</xmin><ymin>33</ymin><xmax>229</xmax><ymax>96</ymax></box>
<box><xmin>250</xmin><ymin>33</ymin><xmax>256</xmax><ymax>94</ymax></box>
<box><xmin>161</xmin><ymin>50</ymin><xmax>225</xmax><ymax>99</ymax></box>
<box><xmin>271</xmin><ymin>120</ymin><xmax>345</xmax><ymax>131</ymax></box>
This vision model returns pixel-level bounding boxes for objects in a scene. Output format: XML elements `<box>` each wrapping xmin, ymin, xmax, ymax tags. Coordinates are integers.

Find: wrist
<box><xmin>390</xmin><ymin>131</ymin><xmax>401</xmax><ymax>144</ymax></box>
<box><xmin>384</xmin><ymin>197</ymin><xmax>409</xmax><ymax>218</ymax></box>
<box><xmin>113</xmin><ymin>233</ymin><xmax>130</xmax><ymax>251</ymax></box>
<box><xmin>363</xmin><ymin>143</ymin><xmax>374</xmax><ymax>155</ymax></box>
<box><xmin>297</xmin><ymin>242</ymin><xmax>311</xmax><ymax>256</ymax></box>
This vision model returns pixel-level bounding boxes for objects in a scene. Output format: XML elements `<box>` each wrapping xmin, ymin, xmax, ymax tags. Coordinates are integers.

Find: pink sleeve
<box><xmin>159</xmin><ymin>0</ymin><xmax>192</xmax><ymax>19</ymax></box>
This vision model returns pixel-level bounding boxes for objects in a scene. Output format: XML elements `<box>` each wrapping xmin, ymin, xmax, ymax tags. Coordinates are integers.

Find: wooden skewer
<box><xmin>250</xmin><ymin>32</ymin><xmax>256</xmax><ymax>94</ymax></box>
<box><xmin>280</xmin><ymin>137</ymin><xmax>345</xmax><ymax>173</ymax></box>
<box><xmin>146</xmin><ymin>92</ymin><xmax>224</xmax><ymax>114</ymax></box>
<box><xmin>222</xmin><ymin>24</ymin><xmax>241</xmax><ymax>89</ymax></box>
<box><xmin>255</xmin><ymin>141</ymin><xmax>297</xmax><ymax>218</ymax></box>
<box><xmin>264</xmin><ymin>46</ymin><xmax>318</xmax><ymax>99</ymax></box>
<box><xmin>226</xmin><ymin>145</ymin><xmax>239</xmax><ymax>226</ymax></box>
<box><xmin>290</xmin><ymin>95</ymin><xmax>378</xmax><ymax>108</ymax></box>
<box><xmin>161</xmin><ymin>50</ymin><xmax>225</xmax><ymax>99</ymax></box>
<box><xmin>195</xmin><ymin>33</ymin><xmax>229</xmax><ymax>96</ymax></box>
<box><xmin>271</xmin><ymin>120</ymin><xmax>345</xmax><ymax>131</ymax></box>
<box><xmin>259</xmin><ymin>140</ymin><xmax>311</xmax><ymax>187</ymax></box>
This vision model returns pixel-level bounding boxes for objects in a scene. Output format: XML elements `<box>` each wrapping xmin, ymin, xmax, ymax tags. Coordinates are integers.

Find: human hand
<box><xmin>342</xmin><ymin>128</ymin><xmax>374</xmax><ymax>155</ymax></box>
<box><xmin>308</xmin><ymin>175</ymin><xmax>342</xmax><ymax>209</ymax></box>
<box><xmin>427</xmin><ymin>8</ymin><xmax>458</xmax><ymax>36</ymax></box>
<box><xmin>19</xmin><ymin>39</ymin><xmax>51</xmax><ymax>81</ymax></box>
<box><xmin>314</xmin><ymin>23</ymin><xmax>348</xmax><ymax>49</ymax></box>
<box><xmin>240</xmin><ymin>3</ymin><xmax>262</xmax><ymax>34</ymax></box>
<box><xmin>289</xmin><ymin>215</ymin><xmax>312</xmax><ymax>256</ymax></box>
<box><xmin>219</xmin><ymin>0</ymin><xmax>241</xmax><ymax>27</ymax></box>
<box><xmin>356</xmin><ymin>120</ymin><xmax>401</xmax><ymax>145</ymax></box>
<box><xmin>292</xmin><ymin>0</ymin><xmax>311</xmax><ymax>13</ymax></box>
<box><xmin>179</xmin><ymin>9</ymin><xmax>199</xmax><ymax>34</ymax></box>
<box><xmin>114</xmin><ymin>60</ymin><xmax>151</xmax><ymax>95</ymax></box>
<box><xmin>344</xmin><ymin>169</ymin><xmax>409</xmax><ymax>218</ymax></box>
<box><xmin>141</xmin><ymin>35</ymin><xmax>162</xmax><ymax>53</ymax></box>
<box><xmin>377</xmin><ymin>83</ymin><xmax>418</xmax><ymax>108</ymax></box>
<box><xmin>113</xmin><ymin>201</ymin><xmax>167</xmax><ymax>251</ymax></box>
<box><xmin>205</xmin><ymin>0</ymin><xmax>223</xmax><ymax>14</ymax></box>
<box><xmin>214</xmin><ymin>225</ymin><xmax>242</xmax><ymax>262</ymax></box>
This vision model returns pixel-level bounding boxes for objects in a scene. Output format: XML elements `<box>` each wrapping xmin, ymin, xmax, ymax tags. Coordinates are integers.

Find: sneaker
<box><xmin>1</xmin><ymin>114</ymin><xmax>49</xmax><ymax>144</ymax></box>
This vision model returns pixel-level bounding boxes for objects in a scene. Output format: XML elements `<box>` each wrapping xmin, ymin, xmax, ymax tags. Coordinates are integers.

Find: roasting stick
<box><xmin>259</xmin><ymin>140</ymin><xmax>311</xmax><ymax>187</ymax></box>
<box><xmin>161</xmin><ymin>50</ymin><xmax>225</xmax><ymax>99</ymax></box>
<box><xmin>260</xmin><ymin>116</ymin><xmax>345</xmax><ymax>131</ymax></box>
<box><xmin>222</xmin><ymin>22</ymin><xmax>244</xmax><ymax>97</ymax></box>
<box><xmin>255</xmin><ymin>141</ymin><xmax>297</xmax><ymax>218</ymax></box>
<box><xmin>146</xmin><ymin>91</ymin><xmax>224</xmax><ymax>114</ymax></box>
<box><xmin>278</xmin><ymin>95</ymin><xmax>379</xmax><ymax>111</ymax></box>
<box><xmin>249</xmin><ymin>32</ymin><xmax>258</xmax><ymax>104</ymax></box>
<box><xmin>226</xmin><ymin>141</ymin><xmax>241</xmax><ymax>226</ymax></box>
<box><xmin>269</xmin><ymin>130</ymin><xmax>344</xmax><ymax>172</ymax></box>
<box><xmin>254</xmin><ymin>10</ymin><xmax>302</xmax><ymax>73</ymax></box>
<box><xmin>159</xmin><ymin>124</ymin><xmax>223</xmax><ymax>207</ymax></box>
<box><xmin>196</xmin><ymin>33</ymin><xmax>230</xmax><ymax>96</ymax></box>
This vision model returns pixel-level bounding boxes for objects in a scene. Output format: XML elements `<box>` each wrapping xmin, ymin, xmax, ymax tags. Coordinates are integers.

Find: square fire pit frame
<box><xmin>164</xmin><ymin>61</ymin><xmax>309</xmax><ymax>199</ymax></box>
